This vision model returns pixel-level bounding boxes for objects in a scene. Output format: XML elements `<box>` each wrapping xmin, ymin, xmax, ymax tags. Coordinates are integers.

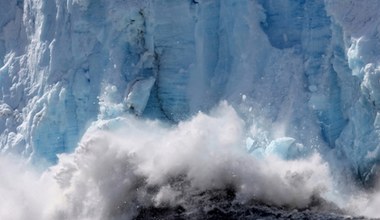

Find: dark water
<box><xmin>134</xmin><ymin>189</ymin><xmax>368</xmax><ymax>220</ymax></box>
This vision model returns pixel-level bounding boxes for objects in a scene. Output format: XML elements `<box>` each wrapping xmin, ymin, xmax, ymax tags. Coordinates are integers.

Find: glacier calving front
<box><xmin>1</xmin><ymin>0</ymin><xmax>380</xmax><ymax>182</ymax></box>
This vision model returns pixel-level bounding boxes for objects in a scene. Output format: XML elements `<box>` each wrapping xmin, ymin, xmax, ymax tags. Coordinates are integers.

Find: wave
<box><xmin>1</xmin><ymin>102</ymin><xmax>379</xmax><ymax>219</ymax></box>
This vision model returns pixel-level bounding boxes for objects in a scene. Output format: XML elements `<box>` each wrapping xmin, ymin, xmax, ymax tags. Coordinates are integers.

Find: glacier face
<box><xmin>1</xmin><ymin>0</ymin><xmax>380</xmax><ymax>184</ymax></box>
<box><xmin>3</xmin><ymin>0</ymin><xmax>380</xmax><ymax>219</ymax></box>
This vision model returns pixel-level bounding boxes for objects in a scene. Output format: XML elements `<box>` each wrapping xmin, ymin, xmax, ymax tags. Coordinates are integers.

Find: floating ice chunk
<box><xmin>246</xmin><ymin>136</ymin><xmax>266</xmax><ymax>159</ymax></box>
<box><xmin>248</xmin><ymin>137</ymin><xmax>304</xmax><ymax>160</ymax></box>
<box><xmin>266</xmin><ymin>137</ymin><xmax>295</xmax><ymax>158</ymax></box>
<box><xmin>251</xmin><ymin>147</ymin><xmax>266</xmax><ymax>159</ymax></box>
<box><xmin>265</xmin><ymin>137</ymin><xmax>303</xmax><ymax>160</ymax></box>
<box><xmin>125</xmin><ymin>77</ymin><xmax>156</xmax><ymax>115</ymax></box>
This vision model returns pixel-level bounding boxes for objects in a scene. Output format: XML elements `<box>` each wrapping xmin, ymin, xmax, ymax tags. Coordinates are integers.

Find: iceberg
<box><xmin>265</xmin><ymin>137</ymin><xmax>304</xmax><ymax>160</ymax></box>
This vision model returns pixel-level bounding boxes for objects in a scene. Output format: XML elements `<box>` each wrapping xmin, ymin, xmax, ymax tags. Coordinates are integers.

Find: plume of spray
<box><xmin>1</xmin><ymin>102</ymin><xmax>380</xmax><ymax>219</ymax></box>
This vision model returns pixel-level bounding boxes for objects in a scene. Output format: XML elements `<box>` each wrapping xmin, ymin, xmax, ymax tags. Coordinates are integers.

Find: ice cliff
<box><xmin>1</xmin><ymin>0</ymin><xmax>380</xmax><ymax>184</ymax></box>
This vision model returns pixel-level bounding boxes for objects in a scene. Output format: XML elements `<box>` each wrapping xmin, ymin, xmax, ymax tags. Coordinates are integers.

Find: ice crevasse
<box><xmin>1</xmin><ymin>0</ymin><xmax>380</xmax><ymax>185</ymax></box>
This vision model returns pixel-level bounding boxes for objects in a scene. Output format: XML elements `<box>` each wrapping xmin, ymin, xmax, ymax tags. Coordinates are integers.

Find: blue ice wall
<box><xmin>1</xmin><ymin>0</ymin><xmax>380</xmax><ymax>183</ymax></box>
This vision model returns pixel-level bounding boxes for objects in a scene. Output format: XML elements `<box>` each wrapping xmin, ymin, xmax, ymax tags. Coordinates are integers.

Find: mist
<box><xmin>2</xmin><ymin>102</ymin><xmax>379</xmax><ymax>219</ymax></box>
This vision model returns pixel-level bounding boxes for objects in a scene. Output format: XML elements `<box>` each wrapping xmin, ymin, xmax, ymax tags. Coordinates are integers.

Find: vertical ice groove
<box><xmin>259</xmin><ymin>0</ymin><xmax>305</xmax><ymax>49</ymax></box>
<box><xmin>325</xmin><ymin>0</ymin><xmax>380</xmax><ymax>183</ymax></box>
<box><xmin>188</xmin><ymin>0</ymin><xmax>221</xmax><ymax>112</ymax></box>
<box><xmin>259</xmin><ymin>0</ymin><xmax>347</xmax><ymax>147</ymax></box>
<box><xmin>151</xmin><ymin>0</ymin><xmax>196</xmax><ymax>121</ymax></box>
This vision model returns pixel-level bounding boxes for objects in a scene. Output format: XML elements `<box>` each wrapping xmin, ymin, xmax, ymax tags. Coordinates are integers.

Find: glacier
<box><xmin>2</xmin><ymin>0</ymin><xmax>380</xmax><ymax>219</ymax></box>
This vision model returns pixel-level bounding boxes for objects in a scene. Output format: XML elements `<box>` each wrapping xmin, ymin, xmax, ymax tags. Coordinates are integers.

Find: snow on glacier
<box><xmin>2</xmin><ymin>0</ymin><xmax>380</xmax><ymax>219</ymax></box>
